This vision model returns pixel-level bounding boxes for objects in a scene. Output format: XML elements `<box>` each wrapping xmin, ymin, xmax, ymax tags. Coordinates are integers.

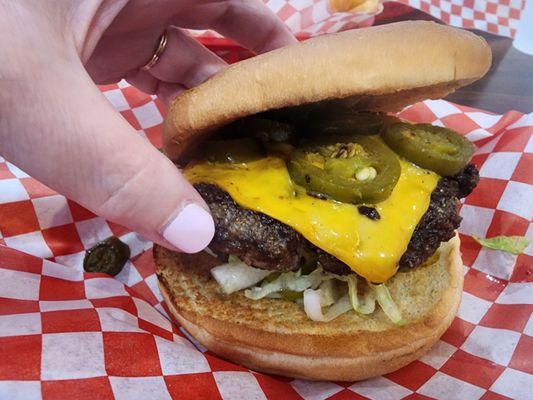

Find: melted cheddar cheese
<box><xmin>185</xmin><ymin>155</ymin><xmax>439</xmax><ymax>283</ymax></box>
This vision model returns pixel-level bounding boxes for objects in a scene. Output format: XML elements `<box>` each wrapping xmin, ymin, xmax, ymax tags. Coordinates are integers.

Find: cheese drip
<box><xmin>185</xmin><ymin>156</ymin><xmax>438</xmax><ymax>283</ymax></box>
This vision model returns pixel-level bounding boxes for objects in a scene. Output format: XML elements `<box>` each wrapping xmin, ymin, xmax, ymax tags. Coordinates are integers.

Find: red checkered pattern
<box><xmin>0</xmin><ymin>81</ymin><xmax>531</xmax><ymax>399</ymax></box>
<box><xmin>189</xmin><ymin>0</ymin><xmax>378</xmax><ymax>41</ymax></box>
<box><xmin>400</xmin><ymin>0</ymin><xmax>526</xmax><ymax>37</ymax></box>
<box><xmin>190</xmin><ymin>0</ymin><xmax>524</xmax><ymax>42</ymax></box>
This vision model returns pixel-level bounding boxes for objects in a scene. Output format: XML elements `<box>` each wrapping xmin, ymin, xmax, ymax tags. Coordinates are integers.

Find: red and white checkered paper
<box><xmin>191</xmin><ymin>0</ymin><xmax>525</xmax><ymax>41</ymax></box>
<box><xmin>398</xmin><ymin>0</ymin><xmax>526</xmax><ymax>37</ymax></box>
<box><xmin>189</xmin><ymin>0</ymin><xmax>380</xmax><ymax>39</ymax></box>
<box><xmin>0</xmin><ymin>81</ymin><xmax>532</xmax><ymax>399</ymax></box>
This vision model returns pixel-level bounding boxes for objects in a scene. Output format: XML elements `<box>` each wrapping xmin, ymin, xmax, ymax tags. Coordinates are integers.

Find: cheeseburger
<box><xmin>154</xmin><ymin>21</ymin><xmax>491</xmax><ymax>381</ymax></box>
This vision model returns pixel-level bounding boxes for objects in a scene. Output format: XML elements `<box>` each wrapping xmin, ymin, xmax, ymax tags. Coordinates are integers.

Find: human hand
<box><xmin>0</xmin><ymin>0</ymin><xmax>296</xmax><ymax>252</ymax></box>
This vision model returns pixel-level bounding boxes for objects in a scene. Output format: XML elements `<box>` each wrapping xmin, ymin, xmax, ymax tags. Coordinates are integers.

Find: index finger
<box><xmin>174</xmin><ymin>0</ymin><xmax>297</xmax><ymax>54</ymax></box>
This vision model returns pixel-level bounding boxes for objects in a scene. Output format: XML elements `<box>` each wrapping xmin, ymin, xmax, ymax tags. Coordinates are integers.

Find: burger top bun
<box><xmin>163</xmin><ymin>20</ymin><xmax>491</xmax><ymax>161</ymax></box>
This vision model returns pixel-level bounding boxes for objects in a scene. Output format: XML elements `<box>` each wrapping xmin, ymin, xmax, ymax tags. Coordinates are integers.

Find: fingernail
<box><xmin>162</xmin><ymin>203</ymin><xmax>215</xmax><ymax>253</ymax></box>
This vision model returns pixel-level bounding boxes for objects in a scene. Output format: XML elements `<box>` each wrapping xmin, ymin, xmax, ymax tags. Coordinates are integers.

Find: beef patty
<box><xmin>196</xmin><ymin>164</ymin><xmax>479</xmax><ymax>275</ymax></box>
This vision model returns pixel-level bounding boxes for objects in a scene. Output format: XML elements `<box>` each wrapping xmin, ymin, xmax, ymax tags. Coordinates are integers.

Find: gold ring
<box><xmin>141</xmin><ymin>32</ymin><xmax>168</xmax><ymax>71</ymax></box>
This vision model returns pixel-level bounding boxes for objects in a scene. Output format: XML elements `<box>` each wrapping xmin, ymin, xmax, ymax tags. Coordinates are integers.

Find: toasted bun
<box><xmin>155</xmin><ymin>235</ymin><xmax>463</xmax><ymax>381</ymax></box>
<box><xmin>164</xmin><ymin>21</ymin><xmax>491</xmax><ymax>161</ymax></box>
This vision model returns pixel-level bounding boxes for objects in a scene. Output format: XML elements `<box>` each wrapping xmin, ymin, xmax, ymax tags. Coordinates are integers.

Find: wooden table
<box><xmin>375</xmin><ymin>3</ymin><xmax>533</xmax><ymax>114</ymax></box>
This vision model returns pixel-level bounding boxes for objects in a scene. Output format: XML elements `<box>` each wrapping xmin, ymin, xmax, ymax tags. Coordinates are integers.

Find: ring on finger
<box><xmin>141</xmin><ymin>31</ymin><xmax>168</xmax><ymax>71</ymax></box>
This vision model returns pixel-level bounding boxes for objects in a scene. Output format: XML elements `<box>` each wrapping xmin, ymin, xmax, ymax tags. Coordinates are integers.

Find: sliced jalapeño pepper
<box><xmin>288</xmin><ymin>135</ymin><xmax>401</xmax><ymax>204</ymax></box>
<box><xmin>264</xmin><ymin>142</ymin><xmax>294</xmax><ymax>158</ymax></box>
<box><xmin>83</xmin><ymin>236</ymin><xmax>130</xmax><ymax>276</ymax></box>
<box><xmin>205</xmin><ymin>137</ymin><xmax>265</xmax><ymax>163</ymax></box>
<box><xmin>382</xmin><ymin>123</ymin><xmax>474</xmax><ymax>176</ymax></box>
<box><xmin>219</xmin><ymin>117</ymin><xmax>297</xmax><ymax>143</ymax></box>
<box><xmin>304</xmin><ymin>111</ymin><xmax>386</xmax><ymax>136</ymax></box>
<box><xmin>244</xmin><ymin>117</ymin><xmax>296</xmax><ymax>143</ymax></box>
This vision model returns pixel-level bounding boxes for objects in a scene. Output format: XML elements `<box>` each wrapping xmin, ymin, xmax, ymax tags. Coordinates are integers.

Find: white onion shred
<box><xmin>210</xmin><ymin>261</ymin><xmax>270</xmax><ymax>294</ymax></box>
<box><xmin>303</xmin><ymin>289</ymin><xmax>324</xmax><ymax>321</ymax></box>
<box><xmin>303</xmin><ymin>290</ymin><xmax>353</xmax><ymax>322</ymax></box>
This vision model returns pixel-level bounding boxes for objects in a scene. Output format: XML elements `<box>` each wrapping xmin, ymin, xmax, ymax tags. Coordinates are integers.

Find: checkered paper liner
<box><xmin>398</xmin><ymin>0</ymin><xmax>525</xmax><ymax>37</ymax></box>
<box><xmin>0</xmin><ymin>80</ymin><xmax>532</xmax><ymax>399</ymax></box>
<box><xmin>188</xmin><ymin>0</ymin><xmax>379</xmax><ymax>40</ymax></box>
<box><xmin>189</xmin><ymin>0</ymin><xmax>525</xmax><ymax>42</ymax></box>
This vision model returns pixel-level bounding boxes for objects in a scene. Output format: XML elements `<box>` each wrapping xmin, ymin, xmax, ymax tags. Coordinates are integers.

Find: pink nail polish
<box><xmin>162</xmin><ymin>203</ymin><xmax>215</xmax><ymax>253</ymax></box>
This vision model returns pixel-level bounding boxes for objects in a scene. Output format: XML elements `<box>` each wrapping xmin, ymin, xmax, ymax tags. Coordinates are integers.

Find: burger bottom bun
<box><xmin>155</xmin><ymin>235</ymin><xmax>463</xmax><ymax>381</ymax></box>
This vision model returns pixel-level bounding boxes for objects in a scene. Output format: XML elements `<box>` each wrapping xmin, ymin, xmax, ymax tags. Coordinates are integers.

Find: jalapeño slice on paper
<box><xmin>288</xmin><ymin>135</ymin><xmax>401</xmax><ymax>204</ymax></box>
<box><xmin>83</xmin><ymin>236</ymin><xmax>130</xmax><ymax>276</ymax></box>
<box><xmin>205</xmin><ymin>137</ymin><xmax>265</xmax><ymax>163</ymax></box>
<box><xmin>382</xmin><ymin>123</ymin><xmax>474</xmax><ymax>176</ymax></box>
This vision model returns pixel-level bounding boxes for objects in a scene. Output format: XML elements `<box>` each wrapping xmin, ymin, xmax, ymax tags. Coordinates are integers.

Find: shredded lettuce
<box><xmin>265</xmin><ymin>292</ymin><xmax>283</xmax><ymax>299</ymax></box>
<box><xmin>369</xmin><ymin>283</ymin><xmax>404</xmax><ymax>325</ymax></box>
<box><xmin>228</xmin><ymin>254</ymin><xmax>240</xmax><ymax>263</ymax></box>
<box><xmin>317</xmin><ymin>279</ymin><xmax>340</xmax><ymax>307</ymax></box>
<box><xmin>346</xmin><ymin>275</ymin><xmax>376</xmax><ymax>315</ymax></box>
<box><xmin>214</xmin><ymin>258</ymin><xmax>404</xmax><ymax>324</ymax></box>
<box><xmin>210</xmin><ymin>259</ymin><xmax>270</xmax><ymax>294</ymax></box>
<box><xmin>325</xmin><ymin>295</ymin><xmax>353</xmax><ymax>319</ymax></box>
<box><xmin>244</xmin><ymin>267</ymin><xmax>325</xmax><ymax>300</ymax></box>
<box><xmin>473</xmin><ymin>235</ymin><xmax>529</xmax><ymax>255</ymax></box>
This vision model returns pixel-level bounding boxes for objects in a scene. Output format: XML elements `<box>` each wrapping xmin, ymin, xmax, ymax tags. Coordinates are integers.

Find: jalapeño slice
<box><xmin>304</xmin><ymin>111</ymin><xmax>386</xmax><ymax>136</ymax></box>
<box><xmin>205</xmin><ymin>137</ymin><xmax>265</xmax><ymax>163</ymax></box>
<box><xmin>288</xmin><ymin>135</ymin><xmax>401</xmax><ymax>204</ymax></box>
<box><xmin>219</xmin><ymin>117</ymin><xmax>297</xmax><ymax>143</ymax></box>
<box><xmin>83</xmin><ymin>236</ymin><xmax>130</xmax><ymax>276</ymax></box>
<box><xmin>382</xmin><ymin>123</ymin><xmax>474</xmax><ymax>176</ymax></box>
<box><xmin>244</xmin><ymin>117</ymin><xmax>296</xmax><ymax>143</ymax></box>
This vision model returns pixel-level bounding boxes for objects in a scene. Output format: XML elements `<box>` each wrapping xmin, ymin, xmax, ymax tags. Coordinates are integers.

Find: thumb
<box><xmin>1</xmin><ymin>60</ymin><xmax>214</xmax><ymax>253</ymax></box>
<box><xmin>94</xmin><ymin>140</ymin><xmax>215</xmax><ymax>254</ymax></box>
